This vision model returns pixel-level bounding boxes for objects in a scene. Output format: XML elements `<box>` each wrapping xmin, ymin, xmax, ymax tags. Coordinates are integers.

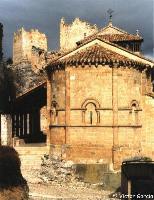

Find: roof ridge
<box><xmin>82</xmin><ymin>37</ymin><xmax>152</xmax><ymax>63</ymax></box>
<box><xmin>102</xmin><ymin>24</ymin><xmax>128</xmax><ymax>34</ymax></box>
<box><xmin>99</xmin><ymin>32</ymin><xmax>142</xmax><ymax>38</ymax></box>
<box><xmin>98</xmin><ymin>24</ymin><xmax>143</xmax><ymax>39</ymax></box>
<box><xmin>77</xmin><ymin>25</ymin><xmax>143</xmax><ymax>47</ymax></box>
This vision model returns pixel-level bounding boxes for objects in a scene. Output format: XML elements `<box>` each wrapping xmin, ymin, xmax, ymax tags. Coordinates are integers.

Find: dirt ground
<box><xmin>21</xmin><ymin>156</ymin><xmax>119</xmax><ymax>200</ymax></box>
<box><xmin>21</xmin><ymin>159</ymin><xmax>119</xmax><ymax>200</ymax></box>
<box><xmin>28</xmin><ymin>182</ymin><xmax>118</xmax><ymax>200</ymax></box>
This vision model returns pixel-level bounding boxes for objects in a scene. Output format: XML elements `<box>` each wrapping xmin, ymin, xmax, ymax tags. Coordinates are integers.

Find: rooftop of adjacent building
<box><xmin>77</xmin><ymin>23</ymin><xmax>143</xmax><ymax>45</ymax></box>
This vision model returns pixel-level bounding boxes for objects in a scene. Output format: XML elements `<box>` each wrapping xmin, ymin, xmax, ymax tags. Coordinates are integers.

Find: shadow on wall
<box><xmin>0</xmin><ymin>146</ymin><xmax>29</xmax><ymax>200</ymax></box>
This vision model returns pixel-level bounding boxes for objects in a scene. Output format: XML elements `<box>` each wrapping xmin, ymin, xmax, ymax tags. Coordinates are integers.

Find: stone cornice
<box><xmin>50</xmin><ymin>125</ymin><xmax>142</xmax><ymax>128</ymax></box>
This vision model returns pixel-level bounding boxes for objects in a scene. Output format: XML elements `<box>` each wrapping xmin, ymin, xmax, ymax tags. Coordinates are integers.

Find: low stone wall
<box><xmin>39</xmin><ymin>154</ymin><xmax>121</xmax><ymax>191</ymax></box>
<box><xmin>74</xmin><ymin>163</ymin><xmax>121</xmax><ymax>191</ymax></box>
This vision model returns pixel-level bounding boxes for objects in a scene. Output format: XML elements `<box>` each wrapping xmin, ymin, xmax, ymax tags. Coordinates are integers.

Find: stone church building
<box><xmin>0</xmin><ymin>17</ymin><xmax>154</xmax><ymax>169</ymax></box>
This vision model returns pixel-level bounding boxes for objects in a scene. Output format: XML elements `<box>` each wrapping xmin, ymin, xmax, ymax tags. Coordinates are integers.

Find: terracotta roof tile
<box><xmin>16</xmin><ymin>80</ymin><xmax>46</xmax><ymax>99</ymax></box>
<box><xmin>49</xmin><ymin>44</ymin><xmax>147</xmax><ymax>68</ymax></box>
<box><xmin>77</xmin><ymin>34</ymin><xmax>143</xmax><ymax>46</ymax></box>
<box><xmin>99</xmin><ymin>34</ymin><xmax>142</xmax><ymax>42</ymax></box>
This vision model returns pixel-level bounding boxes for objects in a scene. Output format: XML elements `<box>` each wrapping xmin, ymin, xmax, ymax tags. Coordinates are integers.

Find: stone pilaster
<box><xmin>0</xmin><ymin>114</ymin><xmax>12</xmax><ymax>146</ymax></box>
<box><xmin>65</xmin><ymin>68</ymin><xmax>71</xmax><ymax>144</ymax></box>
<box><xmin>47</xmin><ymin>77</ymin><xmax>52</xmax><ymax>146</ymax></box>
<box><xmin>112</xmin><ymin>65</ymin><xmax>119</xmax><ymax>168</ymax></box>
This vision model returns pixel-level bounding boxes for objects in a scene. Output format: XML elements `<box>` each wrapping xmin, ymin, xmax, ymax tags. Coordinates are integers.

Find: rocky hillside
<box><xmin>8</xmin><ymin>61</ymin><xmax>46</xmax><ymax>98</ymax></box>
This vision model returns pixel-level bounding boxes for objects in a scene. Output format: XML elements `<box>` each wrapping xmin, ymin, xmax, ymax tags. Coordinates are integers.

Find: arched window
<box><xmin>131</xmin><ymin>100</ymin><xmax>139</xmax><ymax>113</ymax></box>
<box><xmin>85</xmin><ymin>103</ymin><xmax>97</xmax><ymax>125</ymax></box>
<box><xmin>130</xmin><ymin>100</ymin><xmax>139</xmax><ymax>125</ymax></box>
<box><xmin>81</xmin><ymin>99</ymin><xmax>100</xmax><ymax>125</ymax></box>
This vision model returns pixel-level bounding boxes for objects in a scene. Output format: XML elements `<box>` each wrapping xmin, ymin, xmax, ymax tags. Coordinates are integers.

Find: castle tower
<box><xmin>60</xmin><ymin>18</ymin><xmax>98</xmax><ymax>52</ymax></box>
<box><xmin>13</xmin><ymin>28</ymin><xmax>47</xmax><ymax>64</ymax></box>
<box><xmin>0</xmin><ymin>23</ymin><xmax>3</xmax><ymax>61</ymax></box>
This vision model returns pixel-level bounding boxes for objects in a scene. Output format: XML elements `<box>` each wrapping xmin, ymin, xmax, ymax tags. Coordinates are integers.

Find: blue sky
<box><xmin>0</xmin><ymin>0</ymin><xmax>153</xmax><ymax>59</ymax></box>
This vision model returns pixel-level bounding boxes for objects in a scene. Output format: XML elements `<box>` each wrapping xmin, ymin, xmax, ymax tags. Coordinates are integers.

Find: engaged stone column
<box><xmin>1</xmin><ymin>114</ymin><xmax>12</xmax><ymax>146</ymax></box>
<box><xmin>47</xmin><ymin>78</ymin><xmax>52</xmax><ymax>146</ymax></box>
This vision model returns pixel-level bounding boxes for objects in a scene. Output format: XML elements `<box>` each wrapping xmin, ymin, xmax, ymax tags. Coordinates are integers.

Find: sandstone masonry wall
<box><xmin>13</xmin><ymin>28</ymin><xmax>47</xmax><ymax>64</ymax></box>
<box><xmin>142</xmin><ymin>95</ymin><xmax>154</xmax><ymax>158</ymax></box>
<box><xmin>60</xmin><ymin>18</ymin><xmax>98</xmax><ymax>52</ymax></box>
<box><xmin>47</xmin><ymin>65</ymin><xmax>154</xmax><ymax>166</ymax></box>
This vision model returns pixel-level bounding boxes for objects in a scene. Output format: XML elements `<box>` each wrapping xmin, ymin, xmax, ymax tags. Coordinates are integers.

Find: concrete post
<box><xmin>0</xmin><ymin>114</ymin><xmax>12</xmax><ymax>146</ymax></box>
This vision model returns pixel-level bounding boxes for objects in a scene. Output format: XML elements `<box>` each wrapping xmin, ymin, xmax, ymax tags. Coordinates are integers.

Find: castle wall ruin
<box><xmin>13</xmin><ymin>28</ymin><xmax>47</xmax><ymax>64</ymax></box>
<box><xmin>60</xmin><ymin>18</ymin><xmax>98</xmax><ymax>52</ymax></box>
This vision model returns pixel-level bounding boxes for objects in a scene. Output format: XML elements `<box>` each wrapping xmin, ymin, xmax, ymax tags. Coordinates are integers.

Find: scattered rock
<box><xmin>38</xmin><ymin>154</ymin><xmax>83</xmax><ymax>186</ymax></box>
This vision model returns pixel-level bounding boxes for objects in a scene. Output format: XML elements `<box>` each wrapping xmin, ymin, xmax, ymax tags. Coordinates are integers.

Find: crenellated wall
<box><xmin>60</xmin><ymin>18</ymin><xmax>98</xmax><ymax>52</ymax></box>
<box><xmin>13</xmin><ymin>28</ymin><xmax>47</xmax><ymax>64</ymax></box>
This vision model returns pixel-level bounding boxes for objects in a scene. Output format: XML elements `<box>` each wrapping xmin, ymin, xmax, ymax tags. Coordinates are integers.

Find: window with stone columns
<box><xmin>130</xmin><ymin>100</ymin><xmax>139</xmax><ymax>125</ymax></box>
<box><xmin>81</xmin><ymin>99</ymin><xmax>100</xmax><ymax>125</ymax></box>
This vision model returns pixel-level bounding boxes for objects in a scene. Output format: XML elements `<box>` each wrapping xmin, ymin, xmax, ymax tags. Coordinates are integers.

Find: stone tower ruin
<box><xmin>13</xmin><ymin>28</ymin><xmax>47</xmax><ymax>64</ymax></box>
<box><xmin>60</xmin><ymin>18</ymin><xmax>98</xmax><ymax>52</ymax></box>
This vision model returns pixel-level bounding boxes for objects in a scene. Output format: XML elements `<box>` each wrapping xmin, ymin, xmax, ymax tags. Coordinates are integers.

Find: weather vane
<box><xmin>107</xmin><ymin>9</ymin><xmax>114</xmax><ymax>23</ymax></box>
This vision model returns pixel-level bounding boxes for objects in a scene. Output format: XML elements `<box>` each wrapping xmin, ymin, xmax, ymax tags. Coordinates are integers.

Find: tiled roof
<box><xmin>11</xmin><ymin>62</ymin><xmax>46</xmax><ymax>98</ymax></box>
<box><xmin>49</xmin><ymin>44</ymin><xmax>148</xmax><ymax>68</ymax></box>
<box><xmin>46</xmin><ymin>51</ymin><xmax>62</xmax><ymax>61</ymax></box>
<box><xmin>77</xmin><ymin>33</ymin><xmax>143</xmax><ymax>46</ymax></box>
<box><xmin>99</xmin><ymin>23</ymin><xmax>139</xmax><ymax>35</ymax></box>
<box><xmin>99</xmin><ymin>33</ymin><xmax>142</xmax><ymax>42</ymax></box>
<box><xmin>16</xmin><ymin>80</ymin><xmax>46</xmax><ymax>99</ymax></box>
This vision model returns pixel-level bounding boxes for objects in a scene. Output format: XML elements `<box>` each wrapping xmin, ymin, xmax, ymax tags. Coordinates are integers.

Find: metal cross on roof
<box><xmin>107</xmin><ymin>9</ymin><xmax>114</xmax><ymax>22</ymax></box>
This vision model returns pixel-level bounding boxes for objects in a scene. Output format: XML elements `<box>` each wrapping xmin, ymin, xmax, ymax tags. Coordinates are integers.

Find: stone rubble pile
<box><xmin>38</xmin><ymin>154</ymin><xmax>79</xmax><ymax>184</ymax></box>
<box><xmin>37</xmin><ymin>154</ymin><xmax>112</xmax><ymax>190</ymax></box>
<box><xmin>21</xmin><ymin>154</ymin><xmax>119</xmax><ymax>199</ymax></box>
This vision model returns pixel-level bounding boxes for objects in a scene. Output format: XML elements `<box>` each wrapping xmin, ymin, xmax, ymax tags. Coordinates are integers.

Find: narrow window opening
<box><xmin>27</xmin><ymin>113</ymin><xmax>29</xmax><ymax>134</ymax></box>
<box><xmin>131</xmin><ymin>101</ymin><xmax>139</xmax><ymax>125</ymax></box>
<box><xmin>90</xmin><ymin>111</ymin><xmax>93</xmax><ymax>125</ymax></box>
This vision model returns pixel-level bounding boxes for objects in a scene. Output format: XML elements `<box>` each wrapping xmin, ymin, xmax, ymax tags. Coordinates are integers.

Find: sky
<box><xmin>0</xmin><ymin>0</ymin><xmax>154</xmax><ymax>59</ymax></box>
